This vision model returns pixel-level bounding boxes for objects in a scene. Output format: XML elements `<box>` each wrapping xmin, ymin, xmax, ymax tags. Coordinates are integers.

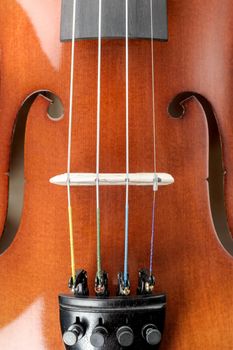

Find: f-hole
<box><xmin>168</xmin><ymin>91</ymin><xmax>233</xmax><ymax>257</ymax></box>
<box><xmin>0</xmin><ymin>90</ymin><xmax>64</xmax><ymax>254</ymax></box>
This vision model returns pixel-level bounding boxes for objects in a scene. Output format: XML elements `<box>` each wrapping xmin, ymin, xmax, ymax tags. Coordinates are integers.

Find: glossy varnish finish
<box><xmin>0</xmin><ymin>1</ymin><xmax>233</xmax><ymax>349</ymax></box>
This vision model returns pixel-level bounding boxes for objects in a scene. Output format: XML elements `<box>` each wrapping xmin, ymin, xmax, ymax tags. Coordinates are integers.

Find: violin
<box><xmin>0</xmin><ymin>0</ymin><xmax>233</xmax><ymax>349</ymax></box>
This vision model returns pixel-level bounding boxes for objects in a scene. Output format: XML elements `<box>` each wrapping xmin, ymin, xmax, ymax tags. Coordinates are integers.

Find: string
<box><xmin>96</xmin><ymin>0</ymin><xmax>102</xmax><ymax>279</ymax></box>
<box><xmin>150</xmin><ymin>192</ymin><xmax>156</xmax><ymax>275</ymax></box>
<box><xmin>67</xmin><ymin>0</ymin><xmax>77</xmax><ymax>283</ymax></box>
<box><xmin>149</xmin><ymin>0</ymin><xmax>157</xmax><ymax>276</ymax></box>
<box><xmin>123</xmin><ymin>0</ymin><xmax>129</xmax><ymax>285</ymax></box>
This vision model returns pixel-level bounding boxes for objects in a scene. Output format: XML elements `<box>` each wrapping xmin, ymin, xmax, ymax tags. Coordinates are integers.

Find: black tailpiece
<box><xmin>60</xmin><ymin>293</ymin><xmax>166</xmax><ymax>349</ymax></box>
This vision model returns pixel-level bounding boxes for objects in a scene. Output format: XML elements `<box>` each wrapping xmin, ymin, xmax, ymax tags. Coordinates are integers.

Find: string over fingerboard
<box><xmin>60</xmin><ymin>0</ymin><xmax>168</xmax><ymax>41</ymax></box>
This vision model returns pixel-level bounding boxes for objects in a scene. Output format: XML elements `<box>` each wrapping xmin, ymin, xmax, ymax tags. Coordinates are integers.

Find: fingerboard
<box><xmin>61</xmin><ymin>0</ymin><xmax>168</xmax><ymax>41</ymax></box>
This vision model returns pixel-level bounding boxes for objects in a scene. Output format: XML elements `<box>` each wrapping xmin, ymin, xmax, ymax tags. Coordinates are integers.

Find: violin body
<box><xmin>0</xmin><ymin>1</ymin><xmax>233</xmax><ymax>349</ymax></box>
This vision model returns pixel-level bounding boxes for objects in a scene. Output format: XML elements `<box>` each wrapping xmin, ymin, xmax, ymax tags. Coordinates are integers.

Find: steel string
<box><xmin>96</xmin><ymin>0</ymin><xmax>103</xmax><ymax>279</ymax></box>
<box><xmin>123</xmin><ymin>0</ymin><xmax>130</xmax><ymax>285</ymax></box>
<box><xmin>67</xmin><ymin>0</ymin><xmax>77</xmax><ymax>283</ymax></box>
<box><xmin>149</xmin><ymin>0</ymin><xmax>157</xmax><ymax>276</ymax></box>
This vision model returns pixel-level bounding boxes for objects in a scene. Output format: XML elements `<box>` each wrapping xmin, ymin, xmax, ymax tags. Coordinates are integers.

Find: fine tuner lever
<box><xmin>69</xmin><ymin>269</ymin><xmax>156</xmax><ymax>297</ymax></box>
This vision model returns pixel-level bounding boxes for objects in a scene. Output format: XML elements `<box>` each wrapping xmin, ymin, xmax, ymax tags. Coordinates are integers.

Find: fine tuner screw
<box><xmin>90</xmin><ymin>326</ymin><xmax>108</xmax><ymax>348</ymax></box>
<box><xmin>63</xmin><ymin>324</ymin><xmax>85</xmax><ymax>347</ymax></box>
<box><xmin>142</xmin><ymin>324</ymin><xmax>162</xmax><ymax>345</ymax></box>
<box><xmin>117</xmin><ymin>326</ymin><xmax>134</xmax><ymax>347</ymax></box>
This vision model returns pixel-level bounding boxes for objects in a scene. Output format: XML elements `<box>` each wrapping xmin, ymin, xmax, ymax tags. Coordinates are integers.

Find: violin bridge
<box><xmin>50</xmin><ymin>172</ymin><xmax>174</xmax><ymax>189</ymax></box>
